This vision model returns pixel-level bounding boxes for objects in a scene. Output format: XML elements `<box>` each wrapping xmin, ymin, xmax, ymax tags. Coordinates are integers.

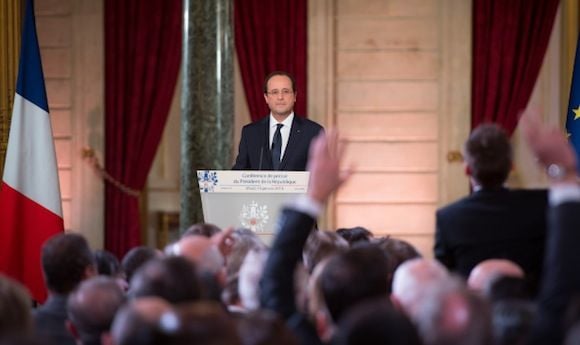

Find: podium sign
<box><xmin>197</xmin><ymin>170</ymin><xmax>309</xmax><ymax>236</ymax></box>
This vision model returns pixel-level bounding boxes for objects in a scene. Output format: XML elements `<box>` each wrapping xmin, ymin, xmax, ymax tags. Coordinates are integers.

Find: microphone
<box><xmin>258</xmin><ymin>146</ymin><xmax>264</xmax><ymax>171</ymax></box>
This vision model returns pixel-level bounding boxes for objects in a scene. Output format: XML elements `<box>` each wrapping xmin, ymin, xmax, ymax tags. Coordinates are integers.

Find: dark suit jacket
<box><xmin>530</xmin><ymin>201</ymin><xmax>580</xmax><ymax>345</ymax></box>
<box><xmin>434</xmin><ymin>188</ymin><xmax>548</xmax><ymax>292</ymax></box>
<box><xmin>232</xmin><ymin>115</ymin><xmax>323</xmax><ymax>171</ymax></box>
<box><xmin>33</xmin><ymin>294</ymin><xmax>76</xmax><ymax>345</ymax></box>
<box><xmin>260</xmin><ymin>208</ymin><xmax>323</xmax><ymax>345</ymax></box>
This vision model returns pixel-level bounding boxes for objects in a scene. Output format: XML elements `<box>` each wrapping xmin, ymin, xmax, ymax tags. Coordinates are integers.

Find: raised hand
<box><xmin>521</xmin><ymin>111</ymin><xmax>577</xmax><ymax>183</ymax></box>
<box><xmin>306</xmin><ymin>129</ymin><xmax>352</xmax><ymax>204</ymax></box>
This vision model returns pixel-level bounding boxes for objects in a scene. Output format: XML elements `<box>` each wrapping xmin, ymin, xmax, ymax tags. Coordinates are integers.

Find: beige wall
<box><xmin>37</xmin><ymin>0</ymin><xmax>104</xmax><ymax>248</ymax></box>
<box><xmin>308</xmin><ymin>0</ymin><xmax>471</xmax><ymax>256</ymax></box>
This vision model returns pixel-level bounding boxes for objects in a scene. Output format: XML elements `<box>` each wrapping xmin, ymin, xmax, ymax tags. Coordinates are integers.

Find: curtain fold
<box><xmin>472</xmin><ymin>0</ymin><xmax>559</xmax><ymax>134</ymax></box>
<box><xmin>104</xmin><ymin>0</ymin><xmax>181</xmax><ymax>257</ymax></box>
<box><xmin>234</xmin><ymin>0</ymin><xmax>307</xmax><ymax>121</ymax></box>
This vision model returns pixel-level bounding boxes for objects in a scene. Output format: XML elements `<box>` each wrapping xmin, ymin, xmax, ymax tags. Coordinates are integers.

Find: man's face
<box><xmin>264</xmin><ymin>75</ymin><xmax>296</xmax><ymax>118</ymax></box>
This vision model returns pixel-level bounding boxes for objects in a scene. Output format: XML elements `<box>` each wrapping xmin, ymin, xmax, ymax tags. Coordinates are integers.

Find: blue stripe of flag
<box><xmin>566</xmin><ymin>34</ymin><xmax>580</xmax><ymax>172</ymax></box>
<box><xmin>16</xmin><ymin>0</ymin><xmax>49</xmax><ymax>113</ymax></box>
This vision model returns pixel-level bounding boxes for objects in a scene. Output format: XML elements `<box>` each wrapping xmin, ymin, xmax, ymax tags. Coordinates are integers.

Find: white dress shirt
<box><xmin>269</xmin><ymin>112</ymin><xmax>294</xmax><ymax>160</ymax></box>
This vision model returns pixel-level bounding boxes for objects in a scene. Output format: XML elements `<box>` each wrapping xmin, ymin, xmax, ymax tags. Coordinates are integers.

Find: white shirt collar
<box><xmin>269</xmin><ymin>112</ymin><xmax>294</xmax><ymax>128</ymax></box>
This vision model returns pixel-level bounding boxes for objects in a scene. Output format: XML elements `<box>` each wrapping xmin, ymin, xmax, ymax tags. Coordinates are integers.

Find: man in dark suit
<box><xmin>34</xmin><ymin>233</ymin><xmax>96</xmax><ymax>345</ymax></box>
<box><xmin>232</xmin><ymin>71</ymin><xmax>323</xmax><ymax>171</ymax></box>
<box><xmin>434</xmin><ymin>124</ymin><xmax>547</xmax><ymax>294</ymax></box>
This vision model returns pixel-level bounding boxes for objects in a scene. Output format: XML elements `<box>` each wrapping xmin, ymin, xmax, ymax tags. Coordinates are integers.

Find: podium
<box><xmin>197</xmin><ymin>170</ymin><xmax>309</xmax><ymax>242</ymax></box>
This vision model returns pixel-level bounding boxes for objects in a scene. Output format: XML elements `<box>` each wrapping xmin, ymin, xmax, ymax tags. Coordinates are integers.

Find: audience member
<box><xmin>171</xmin><ymin>234</ymin><xmax>227</xmax><ymax>304</ymax></box>
<box><xmin>414</xmin><ymin>277</ymin><xmax>492</xmax><ymax>345</ymax></box>
<box><xmin>94</xmin><ymin>249</ymin><xmax>128</xmax><ymax>292</ymax></box>
<box><xmin>522</xmin><ymin>114</ymin><xmax>580</xmax><ymax>344</ymax></box>
<box><xmin>0</xmin><ymin>274</ymin><xmax>33</xmax><ymax>338</ymax></box>
<box><xmin>181</xmin><ymin>223</ymin><xmax>222</xmax><ymax>238</ymax></box>
<box><xmin>467</xmin><ymin>259</ymin><xmax>524</xmax><ymax>294</ymax></box>
<box><xmin>305</xmin><ymin>257</ymin><xmax>332</xmax><ymax>325</ymax></box>
<box><xmin>94</xmin><ymin>250</ymin><xmax>121</xmax><ymax>277</ymax></box>
<box><xmin>121</xmin><ymin>246</ymin><xmax>161</xmax><ymax>285</ymax></box>
<box><xmin>491</xmin><ymin>299</ymin><xmax>536</xmax><ymax>345</ymax></box>
<box><xmin>391</xmin><ymin>258</ymin><xmax>449</xmax><ymax>321</ymax></box>
<box><xmin>375</xmin><ymin>236</ymin><xmax>422</xmax><ymax>289</ymax></box>
<box><xmin>434</xmin><ymin>123</ymin><xmax>547</xmax><ymax>295</ymax></box>
<box><xmin>303</xmin><ymin>230</ymin><xmax>348</xmax><ymax>274</ymax></box>
<box><xmin>173</xmin><ymin>233</ymin><xmax>226</xmax><ymax>280</ymax></box>
<box><xmin>157</xmin><ymin>301</ymin><xmax>241</xmax><ymax>344</ymax></box>
<box><xmin>333</xmin><ymin>298</ymin><xmax>422</xmax><ymax>345</ymax></box>
<box><xmin>335</xmin><ymin>227</ymin><xmax>373</xmax><ymax>246</ymax></box>
<box><xmin>236</xmin><ymin>309</ymin><xmax>298</xmax><ymax>345</ymax></box>
<box><xmin>67</xmin><ymin>276</ymin><xmax>126</xmax><ymax>345</ymax></box>
<box><xmin>128</xmin><ymin>256</ymin><xmax>201</xmax><ymax>304</ymax></box>
<box><xmin>320</xmin><ymin>244</ymin><xmax>390</xmax><ymax>322</ymax></box>
<box><xmin>111</xmin><ymin>297</ymin><xmax>171</xmax><ymax>345</ymax></box>
<box><xmin>34</xmin><ymin>233</ymin><xmax>96</xmax><ymax>345</ymax></box>
<box><xmin>239</xmin><ymin>248</ymin><xmax>269</xmax><ymax>311</ymax></box>
<box><xmin>486</xmin><ymin>276</ymin><xmax>532</xmax><ymax>303</ymax></box>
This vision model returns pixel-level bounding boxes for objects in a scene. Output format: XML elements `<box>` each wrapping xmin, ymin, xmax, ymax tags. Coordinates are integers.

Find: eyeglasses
<box><xmin>266</xmin><ymin>89</ymin><xmax>293</xmax><ymax>96</ymax></box>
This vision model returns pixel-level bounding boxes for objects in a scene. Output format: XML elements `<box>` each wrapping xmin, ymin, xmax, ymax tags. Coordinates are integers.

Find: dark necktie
<box><xmin>271</xmin><ymin>124</ymin><xmax>283</xmax><ymax>170</ymax></box>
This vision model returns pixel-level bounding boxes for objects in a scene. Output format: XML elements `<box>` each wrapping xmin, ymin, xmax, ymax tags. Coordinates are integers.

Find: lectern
<box><xmin>197</xmin><ymin>170</ymin><xmax>309</xmax><ymax>242</ymax></box>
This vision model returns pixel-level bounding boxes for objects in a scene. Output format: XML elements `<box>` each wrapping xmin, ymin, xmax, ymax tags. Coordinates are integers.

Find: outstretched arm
<box><xmin>259</xmin><ymin>130</ymin><xmax>350</xmax><ymax>343</ymax></box>
<box><xmin>522</xmin><ymin>114</ymin><xmax>580</xmax><ymax>344</ymax></box>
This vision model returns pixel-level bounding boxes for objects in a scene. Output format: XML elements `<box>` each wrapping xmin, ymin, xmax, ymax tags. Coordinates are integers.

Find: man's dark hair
<box><xmin>41</xmin><ymin>233</ymin><xmax>95</xmax><ymax>294</ymax></box>
<box><xmin>263</xmin><ymin>71</ymin><xmax>297</xmax><ymax>93</ymax></box>
<box><xmin>181</xmin><ymin>223</ymin><xmax>222</xmax><ymax>238</ymax></box>
<box><xmin>94</xmin><ymin>249</ymin><xmax>121</xmax><ymax>276</ymax></box>
<box><xmin>303</xmin><ymin>230</ymin><xmax>349</xmax><ymax>274</ymax></box>
<box><xmin>236</xmin><ymin>309</ymin><xmax>298</xmax><ymax>345</ymax></box>
<box><xmin>319</xmin><ymin>244</ymin><xmax>389</xmax><ymax>322</ymax></box>
<box><xmin>334</xmin><ymin>298</ymin><xmax>422</xmax><ymax>345</ymax></box>
<box><xmin>129</xmin><ymin>256</ymin><xmax>201</xmax><ymax>304</ymax></box>
<box><xmin>0</xmin><ymin>274</ymin><xmax>32</xmax><ymax>337</ymax></box>
<box><xmin>67</xmin><ymin>276</ymin><xmax>126</xmax><ymax>345</ymax></box>
<box><xmin>464</xmin><ymin>123</ymin><xmax>512</xmax><ymax>188</ymax></box>
<box><xmin>336</xmin><ymin>227</ymin><xmax>373</xmax><ymax>246</ymax></box>
<box><xmin>121</xmin><ymin>246</ymin><xmax>159</xmax><ymax>284</ymax></box>
<box><xmin>375</xmin><ymin>236</ymin><xmax>421</xmax><ymax>288</ymax></box>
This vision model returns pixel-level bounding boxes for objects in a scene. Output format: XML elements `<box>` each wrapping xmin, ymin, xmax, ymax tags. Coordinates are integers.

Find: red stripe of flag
<box><xmin>0</xmin><ymin>182</ymin><xmax>63</xmax><ymax>302</ymax></box>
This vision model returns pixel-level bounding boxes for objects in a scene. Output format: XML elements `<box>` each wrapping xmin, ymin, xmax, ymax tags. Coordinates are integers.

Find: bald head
<box><xmin>173</xmin><ymin>236</ymin><xmax>224</xmax><ymax>275</ymax></box>
<box><xmin>392</xmin><ymin>259</ymin><xmax>449</xmax><ymax>319</ymax></box>
<box><xmin>467</xmin><ymin>259</ymin><xmax>524</xmax><ymax>293</ymax></box>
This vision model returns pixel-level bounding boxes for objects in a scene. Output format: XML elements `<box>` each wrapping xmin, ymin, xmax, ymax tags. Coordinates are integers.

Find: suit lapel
<box><xmin>279</xmin><ymin>116</ymin><xmax>302</xmax><ymax>170</ymax></box>
<box><xmin>261</xmin><ymin>117</ymin><xmax>273</xmax><ymax>170</ymax></box>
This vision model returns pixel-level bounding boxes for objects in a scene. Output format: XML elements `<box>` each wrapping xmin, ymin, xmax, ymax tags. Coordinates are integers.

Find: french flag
<box><xmin>0</xmin><ymin>0</ymin><xmax>64</xmax><ymax>302</ymax></box>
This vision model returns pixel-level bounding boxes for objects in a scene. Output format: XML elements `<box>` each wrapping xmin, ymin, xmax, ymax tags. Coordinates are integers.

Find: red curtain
<box><xmin>234</xmin><ymin>0</ymin><xmax>307</xmax><ymax>121</ymax></box>
<box><xmin>472</xmin><ymin>0</ymin><xmax>559</xmax><ymax>135</ymax></box>
<box><xmin>104</xmin><ymin>0</ymin><xmax>181</xmax><ymax>257</ymax></box>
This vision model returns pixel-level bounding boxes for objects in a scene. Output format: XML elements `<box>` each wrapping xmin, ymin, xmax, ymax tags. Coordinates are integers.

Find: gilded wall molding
<box><xmin>0</xmin><ymin>0</ymin><xmax>22</xmax><ymax>178</ymax></box>
<box><xmin>562</xmin><ymin>0</ymin><xmax>579</xmax><ymax>122</ymax></box>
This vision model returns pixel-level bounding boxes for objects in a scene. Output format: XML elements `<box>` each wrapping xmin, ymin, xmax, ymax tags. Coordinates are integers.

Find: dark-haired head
<box><xmin>263</xmin><ymin>71</ymin><xmax>297</xmax><ymax>94</ymax></box>
<box><xmin>464</xmin><ymin>123</ymin><xmax>512</xmax><ymax>188</ymax></box>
